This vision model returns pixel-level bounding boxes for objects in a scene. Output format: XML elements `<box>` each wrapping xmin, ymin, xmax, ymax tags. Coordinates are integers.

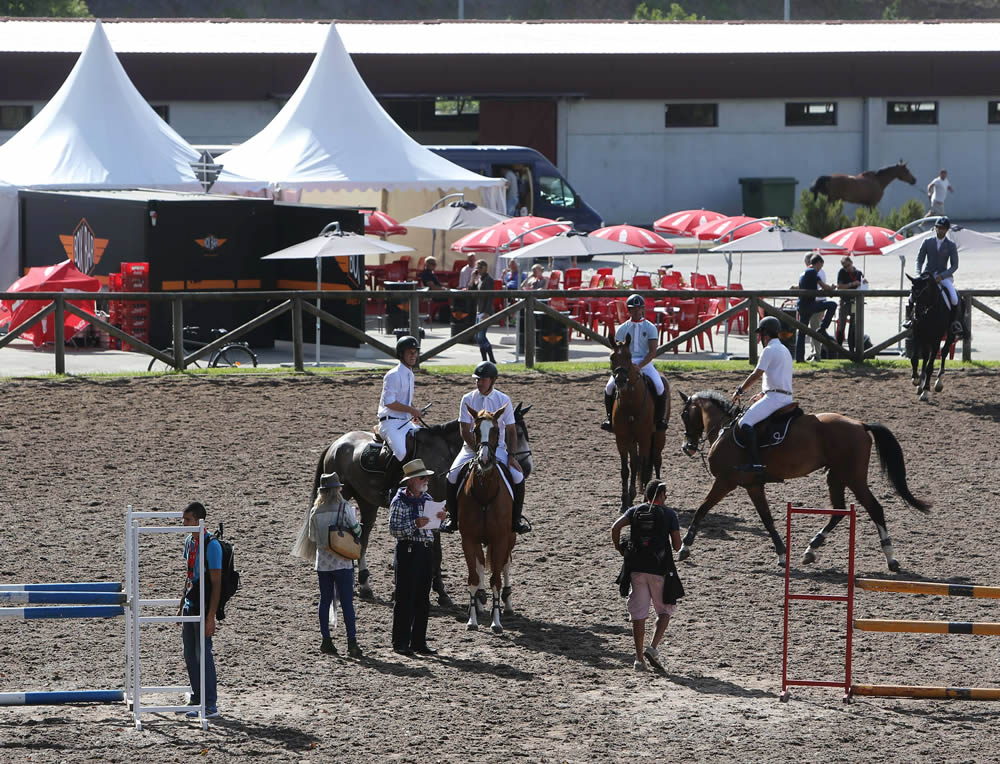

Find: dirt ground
<box><xmin>1</xmin><ymin>367</ymin><xmax>998</xmax><ymax>763</ymax></box>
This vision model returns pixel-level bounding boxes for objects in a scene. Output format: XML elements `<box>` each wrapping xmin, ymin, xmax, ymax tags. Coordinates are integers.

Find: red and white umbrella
<box><xmin>363</xmin><ymin>210</ymin><xmax>407</xmax><ymax>238</ymax></box>
<box><xmin>653</xmin><ymin>209</ymin><xmax>726</xmax><ymax>236</ymax></box>
<box><xmin>693</xmin><ymin>216</ymin><xmax>771</xmax><ymax>242</ymax></box>
<box><xmin>820</xmin><ymin>225</ymin><xmax>899</xmax><ymax>256</ymax></box>
<box><xmin>591</xmin><ymin>224</ymin><xmax>675</xmax><ymax>254</ymax></box>
<box><xmin>0</xmin><ymin>260</ymin><xmax>101</xmax><ymax>348</ymax></box>
<box><xmin>451</xmin><ymin>216</ymin><xmax>571</xmax><ymax>253</ymax></box>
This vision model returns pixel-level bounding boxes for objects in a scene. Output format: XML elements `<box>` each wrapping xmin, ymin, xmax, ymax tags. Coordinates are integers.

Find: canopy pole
<box><xmin>315</xmin><ymin>256</ymin><xmax>322</xmax><ymax>366</ymax></box>
<box><xmin>723</xmin><ymin>254</ymin><xmax>734</xmax><ymax>356</ymax></box>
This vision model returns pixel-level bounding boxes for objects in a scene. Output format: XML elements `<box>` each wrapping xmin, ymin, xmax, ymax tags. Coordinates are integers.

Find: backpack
<box><xmin>198</xmin><ymin>524</ymin><xmax>240</xmax><ymax>621</ymax></box>
<box><xmin>627</xmin><ymin>503</ymin><xmax>668</xmax><ymax>575</ymax></box>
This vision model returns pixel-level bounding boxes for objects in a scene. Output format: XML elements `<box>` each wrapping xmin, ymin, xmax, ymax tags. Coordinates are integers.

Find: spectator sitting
<box><xmin>418</xmin><ymin>256</ymin><xmax>444</xmax><ymax>291</ymax></box>
<box><xmin>457</xmin><ymin>253</ymin><xmax>477</xmax><ymax>290</ymax></box>
<box><xmin>502</xmin><ymin>259</ymin><xmax>526</xmax><ymax>289</ymax></box>
<box><xmin>520</xmin><ymin>264</ymin><xmax>547</xmax><ymax>290</ymax></box>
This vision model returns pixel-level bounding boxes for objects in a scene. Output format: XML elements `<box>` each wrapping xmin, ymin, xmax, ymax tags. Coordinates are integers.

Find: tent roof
<box><xmin>216</xmin><ymin>24</ymin><xmax>503</xmax><ymax>193</ymax></box>
<box><xmin>0</xmin><ymin>20</ymin><xmax>258</xmax><ymax>190</ymax></box>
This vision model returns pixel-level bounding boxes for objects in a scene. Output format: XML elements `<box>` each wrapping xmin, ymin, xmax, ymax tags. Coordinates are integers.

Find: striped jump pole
<box><xmin>0</xmin><ymin>582</ymin><xmax>122</xmax><ymax>592</ymax></box>
<box><xmin>0</xmin><ymin>690</ymin><xmax>125</xmax><ymax>706</ymax></box>
<box><xmin>854</xmin><ymin>618</ymin><xmax>1000</xmax><ymax>636</ymax></box>
<box><xmin>857</xmin><ymin>578</ymin><xmax>1000</xmax><ymax>599</ymax></box>
<box><xmin>0</xmin><ymin>605</ymin><xmax>124</xmax><ymax>620</ymax></box>
<box><xmin>0</xmin><ymin>591</ymin><xmax>126</xmax><ymax>605</ymax></box>
<box><xmin>852</xmin><ymin>684</ymin><xmax>1000</xmax><ymax>701</ymax></box>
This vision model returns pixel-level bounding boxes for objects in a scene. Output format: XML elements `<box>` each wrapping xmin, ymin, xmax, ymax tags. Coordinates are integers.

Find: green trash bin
<box><xmin>738</xmin><ymin>177</ymin><xmax>799</xmax><ymax>219</ymax></box>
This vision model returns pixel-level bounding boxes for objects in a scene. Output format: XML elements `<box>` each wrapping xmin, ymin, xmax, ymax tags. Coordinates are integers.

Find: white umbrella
<box><xmin>263</xmin><ymin>222</ymin><xmax>413</xmax><ymax>365</ymax></box>
<box><xmin>402</xmin><ymin>200</ymin><xmax>508</xmax><ymax>231</ymax></box>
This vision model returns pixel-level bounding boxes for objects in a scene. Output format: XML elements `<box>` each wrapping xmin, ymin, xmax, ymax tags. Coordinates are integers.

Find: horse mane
<box><xmin>692</xmin><ymin>390</ymin><xmax>740</xmax><ymax>419</ymax></box>
<box><xmin>420</xmin><ymin>419</ymin><xmax>460</xmax><ymax>437</ymax></box>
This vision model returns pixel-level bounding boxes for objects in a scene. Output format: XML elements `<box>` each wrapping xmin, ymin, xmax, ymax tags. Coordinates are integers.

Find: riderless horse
<box><xmin>458</xmin><ymin>405</ymin><xmax>516</xmax><ymax>634</ymax></box>
<box><xmin>315</xmin><ymin>403</ymin><xmax>533</xmax><ymax>603</ymax></box>
<box><xmin>810</xmin><ymin>160</ymin><xmax>917</xmax><ymax>208</ymax></box>
<box><xmin>907</xmin><ymin>272</ymin><xmax>957</xmax><ymax>402</ymax></box>
<box><xmin>609</xmin><ymin>340</ymin><xmax>668</xmax><ymax>510</ymax></box>
<box><xmin>678</xmin><ymin>390</ymin><xmax>930</xmax><ymax>570</ymax></box>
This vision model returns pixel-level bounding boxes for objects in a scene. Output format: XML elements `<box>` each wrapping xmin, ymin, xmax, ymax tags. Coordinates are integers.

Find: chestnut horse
<box><xmin>610</xmin><ymin>340</ymin><xmax>669</xmax><ymax>510</ymax></box>
<box><xmin>677</xmin><ymin>390</ymin><xmax>930</xmax><ymax>570</ymax></box>
<box><xmin>458</xmin><ymin>404</ymin><xmax>516</xmax><ymax>634</ymax></box>
<box><xmin>809</xmin><ymin>160</ymin><xmax>917</xmax><ymax>208</ymax></box>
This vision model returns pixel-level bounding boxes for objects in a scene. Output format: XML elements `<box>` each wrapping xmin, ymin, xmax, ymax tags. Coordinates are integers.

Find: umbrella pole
<box><xmin>723</xmin><ymin>254</ymin><xmax>734</xmax><ymax>356</ymax></box>
<box><xmin>315</xmin><ymin>256</ymin><xmax>322</xmax><ymax>366</ymax></box>
<box><xmin>896</xmin><ymin>255</ymin><xmax>906</xmax><ymax>354</ymax></box>
<box><xmin>738</xmin><ymin>252</ymin><xmax>744</xmax><ymax>283</ymax></box>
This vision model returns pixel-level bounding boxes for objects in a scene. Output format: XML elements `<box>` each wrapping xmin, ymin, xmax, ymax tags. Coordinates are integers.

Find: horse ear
<box><xmin>465</xmin><ymin>403</ymin><xmax>479</xmax><ymax>419</ymax></box>
<box><xmin>679</xmin><ymin>391</ymin><xmax>689</xmax><ymax>402</ymax></box>
<box><xmin>625</xmin><ymin>333</ymin><xmax>632</xmax><ymax>345</ymax></box>
<box><xmin>519</xmin><ymin>403</ymin><xmax>532</xmax><ymax>416</ymax></box>
<box><xmin>905</xmin><ymin>273</ymin><xmax>916</xmax><ymax>284</ymax></box>
<box><xmin>493</xmin><ymin>404</ymin><xmax>508</xmax><ymax>420</ymax></box>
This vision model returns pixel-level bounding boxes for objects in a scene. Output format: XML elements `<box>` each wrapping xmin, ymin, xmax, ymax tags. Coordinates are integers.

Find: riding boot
<box><xmin>653</xmin><ymin>391</ymin><xmax>667</xmax><ymax>431</ymax></box>
<box><xmin>902</xmin><ymin>300</ymin><xmax>914</xmax><ymax>329</ymax></box>
<box><xmin>735</xmin><ymin>424</ymin><xmax>764</xmax><ymax>473</ymax></box>
<box><xmin>440</xmin><ymin>480</ymin><xmax>459</xmax><ymax>533</ymax></box>
<box><xmin>949</xmin><ymin>301</ymin><xmax>965</xmax><ymax>338</ymax></box>
<box><xmin>383</xmin><ymin>456</ymin><xmax>403</xmax><ymax>503</ymax></box>
<box><xmin>511</xmin><ymin>480</ymin><xmax>531</xmax><ymax>534</ymax></box>
<box><xmin>600</xmin><ymin>392</ymin><xmax>615</xmax><ymax>432</ymax></box>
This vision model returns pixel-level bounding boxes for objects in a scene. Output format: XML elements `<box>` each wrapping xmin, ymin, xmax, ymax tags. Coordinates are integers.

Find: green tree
<box><xmin>3</xmin><ymin>0</ymin><xmax>91</xmax><ymax>16</ymax></box>
<box><xmin>792</xmin><ymin>190</ymin><xmax>851</xmax><ymax>238</ymax></box>
<box><xmin>633</xmin><ymin>2</ymin><xmax>701</xmax><ymax>21</ymax></box>
<box><xmin>882</xmin><ymin>0</ymin><xmax>908</xmax><ymax>20</ymax></box>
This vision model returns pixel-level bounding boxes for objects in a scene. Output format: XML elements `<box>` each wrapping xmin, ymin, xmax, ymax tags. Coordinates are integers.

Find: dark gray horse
<box><xmin>314</xmin><ymin>403</ymin><xmax>533</xmax><ymax>603</ymax></box>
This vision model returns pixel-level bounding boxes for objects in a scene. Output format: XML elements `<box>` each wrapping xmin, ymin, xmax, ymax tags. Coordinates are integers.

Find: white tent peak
<box><xmin>216</xmin><ymin>24</ymin><xmax>502</xmax><ymax>192</ymax></box>
<box><xmin>0</xmin><ymin>20</ymin><xmax>203</xmax><ymax>187</ymax></box>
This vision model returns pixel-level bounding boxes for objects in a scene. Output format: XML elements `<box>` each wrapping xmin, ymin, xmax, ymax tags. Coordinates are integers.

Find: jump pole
<box><xmin>852</xmin><ymin>684</ymin><xmax>1000</xmax><ymax>701</ymax></box>
<box><xmin>0</xmin><ymin>605</ymin><xmax>125</xmax><ymax>619</ymax></box>
<box><xmin>0</xmin><ymin>591</ymin><xmax>126</xmax><ymax>605</ymax></box>
<box><xmin>0</xmin><ymin>582</ymin><xmax>121</xmax><ymax>592</ymax></box>
<box><xmin>857</xmin><ymin>578</ymin><xmax>1000</xmax><ymax>599</ymax></box>
<box><xmin>854</xmin><ymin>618</ymin><xmax>1000</xmax><ymax>636</ymax></box>
<box><xmin>0</xmin><ymin>690</ymin><xmax>125</xmax><ymax>706</ymax></box>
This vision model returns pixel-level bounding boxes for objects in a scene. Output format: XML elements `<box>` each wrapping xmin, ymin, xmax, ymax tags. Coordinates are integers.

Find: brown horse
<box><xmin>809</xmin><ymin>160</ymin><xmax>917</xmax><ymax>207</ymax></box>
<box><xmin>677</xmin><ymin>390</ymin><xmax>930</xmax><ymax>571</ymax></box>
<box><xmin>458</xmin><ymin>404</ymin><xmax>516</xmax><ymax>634</ymax></box>
<box><xmin>610</xmin><ymin>340</ymin><xmax>669</xmax><ymax>510</ymax></box>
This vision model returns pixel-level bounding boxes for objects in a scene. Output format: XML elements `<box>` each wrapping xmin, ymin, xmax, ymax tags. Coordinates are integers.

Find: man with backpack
<box><xmin>610</xmin><ymin>480</ymin><xmax>683</xmax><ymax>672</ymax></box>
<box><xmin>179</xmin><ymin>501</ymin><xmax>222</xmax><ymax>718</ymax></box>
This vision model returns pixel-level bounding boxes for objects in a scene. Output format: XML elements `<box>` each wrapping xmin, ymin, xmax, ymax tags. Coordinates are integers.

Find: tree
<box><xmin>2</xmin><ymin>0</ymin><xmax>91</xmax><ymax>16</ymax></box>
<box><xmin>633</xmin><ymin>2</ymin><xmax>701</xmax><ymax>21</ymax></box>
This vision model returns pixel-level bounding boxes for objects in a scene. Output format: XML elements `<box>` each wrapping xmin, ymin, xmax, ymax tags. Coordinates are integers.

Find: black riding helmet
<box><xmin>396</xmin><ymin>335</ymin><xmax>419</xmax><ymax>359</ymax></box>
<box><xmin>935</xmin><ymin>216</ymin><xmax>951</xmax><ymax>229</ymax></box>
<box><xmin>626</xmin><ymin>294</ymin><xmax>645</xmax><ymax>309</ymax></box>
<box><xmin>756</xmin><ymin>316</ymin><xmax>782</xmax><ymax>339</ymax></box>
<box><xmin>472</xmin><ymin>361</ymin><xmax>499</xmax><ymax>379</ymax></box>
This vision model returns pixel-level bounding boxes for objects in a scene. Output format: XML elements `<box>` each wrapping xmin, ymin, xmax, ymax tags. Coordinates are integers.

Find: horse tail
<box><xmin>311</xmin><ymin>444</ymin><xmax>328</xmax><ymax>505</ymax></box>
<box><xmin>864</xmin><ymin>423</ymin><xmax>932</xmax><ymax>513</ymax></box>
<box><xmin>809</xmin><ymin>176</ymin><xmax>830</xmax><ymax>199</ymax></box>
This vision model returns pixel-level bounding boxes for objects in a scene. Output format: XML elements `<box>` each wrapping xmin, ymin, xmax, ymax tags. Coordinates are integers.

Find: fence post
<box><xmin>748</xmin><ymin>296</ymin><xmax>759</xmax><ymax>366</ymax></box>
<box><xmin>54</xmin><ymin>295</ymin><xmax>65</xmax><ymax>374</ymax></box>
<box><xmin>291</xmin><ymin>296</ymin><xmax>304</xmax><ymax>372</ymax></box>
<box><xmin>853</xmin><ymin>292</ymin><xmax>865</xmax><ymax>364</ymax></box>
<box><xmin>172</xmin><ymin>298</ymin><xmax>184</xmax><ymax>369</ymax></box>
<box><xmin>408</xmin><ymin>294</ymin><xmax>420</xmax><ymax>339</ymax></box>
<box><xmin>962</xmin><ymin>293</ymin><xmax>972</xmax><ymax>362</ymax></box>
<box><xmin>524</xmin><ymin>296</ymin><xmax>535</xmax><ymax>368</ymax></box>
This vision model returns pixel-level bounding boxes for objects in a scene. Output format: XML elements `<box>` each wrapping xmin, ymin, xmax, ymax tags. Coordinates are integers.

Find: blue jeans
<box><xmin>182</xmin><ymin>621</ymin><xmax>217</xmax><ymax>708</ymax></box>
<box><xmin>796</xmin><ymin>300</ymin><xmax>837</xmax><ymax>362</ymax></box>
<box><xmin>318</xmin><ymin>569</ymin><xmax>356</xmax><ymax>640</ymax></box>
<box><xmin>475</xmin><ymin>312</ymin><xmax>493</xmax><ymax>353</ymax></box>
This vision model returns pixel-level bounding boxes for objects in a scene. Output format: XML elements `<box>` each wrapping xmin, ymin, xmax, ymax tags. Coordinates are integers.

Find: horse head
<box><xmin>678</xmin><ymin>391</ymin><xmax>704</xmax><ymax>456</ymax></box>
<box><xmin>465</xmin><ymin>403</ymin><xmax>506</xmax><ymax>475</ymax></box>
<box><xmin>906</xmin><ymin>272</ymin><xmax>943</xmax><ymax>320</ymax></box>
<box><xmin>512</xmin><ymin>402</ymin><xmax>533</xmax><ymax>479</ymax></box>
<box><xmin>895</xmin><ymin>160</ymin><xmax>917</xmax><ymax>185</ymax></box>
<box><xmin>610</xmin><ymin>338</ymin><xmax>636</xmax><ymax>389</ymax></box>
<box><xmin>678</xmin><ymin>390</ymin><xmax>736</xmax><ymax>456</ymax></box>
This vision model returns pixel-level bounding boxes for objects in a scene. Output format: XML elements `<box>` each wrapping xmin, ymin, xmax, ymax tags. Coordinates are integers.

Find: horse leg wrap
<box><xmin>879</xmin><ymin>536</ymin><xmax>893</xmax><ymax>549</ymax></box>
<box><xmin>809</xmin><ymin>532</ymin><xmax>827</xmax><ymax>550</ymax></box>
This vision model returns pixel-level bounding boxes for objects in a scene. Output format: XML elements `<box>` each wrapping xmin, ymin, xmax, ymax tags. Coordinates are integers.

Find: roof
<box><xmin>2</xmin><ymin>18</ymin><xmax>1000</xmax><ymax>56</ymax></box>
<box><xmin>23</xmin><ymin>188</ymin><xmax>248</xmax><ymax>201</ymax></box>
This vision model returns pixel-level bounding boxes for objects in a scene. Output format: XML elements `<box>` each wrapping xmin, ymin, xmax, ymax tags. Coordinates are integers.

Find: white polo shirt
<box><xmin>757</xmin><ymin>338</ymin><xmax>793</xmax><ymax>394</ymax></box>
<box><xmin>458</xmin><ymin>388</ymin><xmax>515</xmax><ymax>450</ymax></box>
<box><xmin>377</xmin><ymin>362</ymin><xmax>414</xmax><ymax>420</ymax></box>
<box><xmin>615</xmin><ymin>319</ymin><xmax>658</xmax><ymax>363</ymax></box>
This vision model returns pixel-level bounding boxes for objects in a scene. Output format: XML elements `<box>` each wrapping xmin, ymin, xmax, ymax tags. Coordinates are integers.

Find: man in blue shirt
<box><xmin>795</xmin><ymin>254</ymin><xmax>837</xmax><ymax>363</ymax></box>
<box><xmin>179</xmin><ymin>501</ymin><xmax>221</xmax><ymax>718</ymax></box>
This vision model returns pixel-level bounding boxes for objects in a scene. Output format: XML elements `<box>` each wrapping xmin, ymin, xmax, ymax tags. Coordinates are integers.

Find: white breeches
<box><xmin>739</xmin><ymin>393</ymin><xmax>794</xmax><ymax>428</ymax></box>
<box><xmin>938</xmin><ymin>277</ymin><xmax>958</xmax><ymax>308</ymax></box>
<box><xmin>605</xmin><ymin>363</ymin><xmax>663</xmax><ymax>396</ymax></box>
<box><xmin>376</xmin><ymin>418</ymin><xmax>419</xmax><ymax>461</ymax></box>
<box><xmin>448</xmin><ymin>444</ymin><xmax>524</xmax><ymax>485</ymax></box>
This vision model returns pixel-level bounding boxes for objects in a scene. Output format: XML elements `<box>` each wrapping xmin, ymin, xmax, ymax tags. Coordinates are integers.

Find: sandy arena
<box><xmin>1</xmin><ymin>367</ymin><xmax>998</xmax><ymax>762</ymax></box>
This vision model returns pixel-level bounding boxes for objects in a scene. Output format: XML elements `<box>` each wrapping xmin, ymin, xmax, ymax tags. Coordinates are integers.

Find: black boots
<box><xmin>601</xmin><ymin>392</ymin><xmax>615</xmax><ymax>432</ymax></box>
<box><xmin>347</xmin><ymin>638</ymin><xmax>363</xmax><ymax>658</ymax></box>
<box><xmin>512</xmin><ymin>480</ymin><xmax>531</xmax><ymax>534</ymax></box>
<box><xmin>902</xmin><ymin>300</ymin><xmax>914</xmax><ymax>329</ymax></box>
<box><xmin>440</xmin><ymin>480</ymin><xmax>459</xmax><ymax>533</ymax></box>
<box><xmin>654</xmin><ymin>391</ymin><xmax>667</xmax><ymax>431</ymax></box>
<box><xmin>383</xmin><ymin>456</ymin><xmax>403</xmax><ymax>503</ymax></box>
<box><xmin>320</xmin><ymin>637</ymin><xmax>337</xmax><ymax>655</ymax></box>
<box><xmin>736</xmin><ymin>424</ymin><xmax>764</xmax><ymax>473</ymax></box>
<box><xmin>480</xmin><ymin>346</ymin><xmax>497</xmax><ymax>363</ymax></box>
<box><xmin>949</xmin><ymin>302</ymin><xmax>965</xmax><ymax>338</ymax></box>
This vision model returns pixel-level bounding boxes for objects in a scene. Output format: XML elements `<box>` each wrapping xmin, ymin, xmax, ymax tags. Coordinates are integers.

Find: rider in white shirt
<box><xmin>440</xmin><ymin>361</ymin><xmax>531</xmax><ymax>535</ymax></box>
<box><xmin>377</xmin><ymin>336</ymin><xmax>425</xmax><ymax>489</ymax></box>
<box><xmin>730</xmin><ymin>316</ymin><xmax>794</xmax><ymax>472</ymax></box>
<box><xmin>601</xmin><ymin>294</ymin><xmax>667</xmax><ymax>432</ymax></box>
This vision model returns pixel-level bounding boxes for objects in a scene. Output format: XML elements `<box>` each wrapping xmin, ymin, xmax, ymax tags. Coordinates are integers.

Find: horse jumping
<box><xmin>678</xmin><ymin>390</ymin><xmax>930</xmax><ymax>570</ymax></box>
<box><xmin>907</xmin><ymin>272</ymin><xmax>957</xmax><ymax>401</ymax></box>
<box><xmin>810</xmin><ymin>160</ymin><xmax>917</xmax><ymax>207</ymax></box>
<box><xmin>458</xmin><ymin>405</ymin><xmax>516</xmax><ymax>634</ymax></box>
<box><xmin>609</xmin><ymin>340</ymin><xmax>669</xmax><ymax>510</ymax></box>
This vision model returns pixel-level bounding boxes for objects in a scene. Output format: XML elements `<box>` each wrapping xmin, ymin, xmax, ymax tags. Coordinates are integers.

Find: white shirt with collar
<box><xmin>757</xmin><ymin>337</ymin><xmax>794</xmax><ymax>394</ymax></box>
<box><xmin>378</xmin><ymin>362</ymin><xmax>414</xmax><ymax>420</ymax></box>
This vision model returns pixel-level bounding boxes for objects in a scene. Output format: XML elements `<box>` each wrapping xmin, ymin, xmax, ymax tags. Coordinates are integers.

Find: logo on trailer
<box><xmin>58</xmin><ymin>218</ymin><xmax>108</xmax><ymax>275</ymax></box>
<box><xmin>195</xmin><ymin>235</ymin><xmax>228</xmax><ymax>253</ymax></box>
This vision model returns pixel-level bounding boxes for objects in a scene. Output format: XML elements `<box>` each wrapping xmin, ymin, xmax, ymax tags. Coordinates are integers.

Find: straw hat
<box><xmin>319</xmin><ymin>471</ymin><xmax>343</xmax><ymax>488</ymax></box>
<box><xmin>400</xmin><ymin>459</ymin><xmax>435</xmax><ymax>484</ymax></box>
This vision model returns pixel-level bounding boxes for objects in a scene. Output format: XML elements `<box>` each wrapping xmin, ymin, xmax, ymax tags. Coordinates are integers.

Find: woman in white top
<box><xmin>292</xmin><ymin>471</ymin><xmax>363</xmax><ymax>657</ymax></box>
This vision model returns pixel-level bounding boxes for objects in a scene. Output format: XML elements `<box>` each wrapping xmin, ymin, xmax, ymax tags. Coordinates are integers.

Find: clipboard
<box><xmin>421</xmin><ymin>499</ymin><xmax>447</xmax><ymax>530</ymax></box>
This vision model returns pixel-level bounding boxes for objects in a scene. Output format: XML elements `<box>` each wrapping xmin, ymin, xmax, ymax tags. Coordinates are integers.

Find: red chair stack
<box><xmin>114</xmin><ymin>262</ymin><xmax>150</xmax><ymax>351</ymax></box>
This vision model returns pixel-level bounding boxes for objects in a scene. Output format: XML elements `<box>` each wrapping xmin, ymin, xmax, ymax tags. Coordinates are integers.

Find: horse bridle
<box><xmin>509</xmin><ymin>416</ymin><xmax>531</xmax><ymax>461</ymax></box>
<box><xmin>680</xmin><ymin>396</ymin><xmax>741</xmax><ymax>473</ymax></box>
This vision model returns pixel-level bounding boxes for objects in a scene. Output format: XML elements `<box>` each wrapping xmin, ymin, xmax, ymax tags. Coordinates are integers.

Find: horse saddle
<box><xmin>457</xmin><ymin>460</ymin><xmax>514</xmax><ymax>501</ymax></box>
<box><xmin>360</xmin><ymin>441</ymin><xmax>392</xmax><ymax>473</ymax></box>
<box><xmin>733</xmin><ymin>404</ymin><xmax>803</xmax><ymax>450</ymax></box>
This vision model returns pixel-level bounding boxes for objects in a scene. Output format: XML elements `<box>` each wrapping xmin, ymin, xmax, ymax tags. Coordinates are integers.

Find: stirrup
<box><xmin>514</xmin><ymin>517</ymin><xmax>532</xmax><ymax>534</ymax></box>
<box><xmin>600</xmin><ymin>418</ymin><xmax>613</xmax><ymax>432</ymax></box>
<box><xmin>440</xmin><ymin>517</ymin><xmax>457</xmax><ymax>534</ymax></box>
<box><xmin>950</xmin><ymin>321</ymin><xmax>964</xmax><ymax>337</ymax></box>
<box><xmin>735</xmin><ymin>463</ymin><xmax>764</xmax><ymax>473</ymax></box>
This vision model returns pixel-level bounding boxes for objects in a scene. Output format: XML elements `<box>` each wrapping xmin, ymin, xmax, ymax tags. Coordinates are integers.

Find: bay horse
<box><xmin>315</xmin><ymin>404</ymin><xmax>533</xmax><ymax>603</ymax></box>
<box><xmin>809</xmin><ymin>160</ymin><xmax>917</xmax><ymax>208</ymax></box>
<box><xmin>677</xmin><ymin>390</ymin><xmax>931</xmax><ymax>571</ymax></box>
<box><xmin>458</xmin><ymin>404</ymin><xmax>516</xmax><ymax>634</ymax></box>
<box><xmin>609</xmin><ymin>340</ymin><xmax>669</xmax><ymax>510</ymax></box>
<box><xmin>907</xmin><ymin>272</ymin><xmax>956</xmax><ymax>402</ymax></box>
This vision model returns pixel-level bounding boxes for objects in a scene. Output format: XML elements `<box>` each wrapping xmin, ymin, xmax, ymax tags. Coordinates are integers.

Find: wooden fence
<box><xmin>1</xmin><ymin>288</ymin><xmax>998</xmax><ymax>374</ymax></box>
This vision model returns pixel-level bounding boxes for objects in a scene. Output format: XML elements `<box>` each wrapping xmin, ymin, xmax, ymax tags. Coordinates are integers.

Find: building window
<box><xmin>150</xmin><ymin>104</ymin><xmax>170</xmax><ymax>123</ymax></box>
<box><xmin>785</xmin><ymin>102</ymin><xmax>837</xmax><ymax>126</ymax></box>
<box><xmin>887</xmin><ymin>101</ymin><xmax>937</xmax><ymax>125</ymax></box>
<box><xmin>434</xmin><ymin>98</ymin><xmax>479</xmax><ymax>117</ymax></box>
<box><xmin>664</xmin><ymin>103</ymin><xmax>717</xmax><ymax>128</ymax></box>
<box><xmin>0</xmin><ymin>105</ymin><xmax>32</xmax><ymax>130</ymax></box>
<box><xmin>989</xmin><ymin>101</ymin><xmax>1000</xmax><ymax>124</ymax></box>
<box><xmin>381</xmin><ymin>98</ymin><xmax>479</xmax><ymax>132</ymax></box>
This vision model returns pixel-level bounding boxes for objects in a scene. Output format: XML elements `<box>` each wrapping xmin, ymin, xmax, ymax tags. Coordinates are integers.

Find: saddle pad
<box><xmin>734</xmin><ymin>407</ymin><xmax>804</xmax><ymax>450</ymax></box>
<box><xmin>360</xmin><ymin>442</ymin><xmax>390</xmax><ymax>473</ymax></box>
<box><xmin>458</xmin><ymin>458</ymin><xmax>514</xmax><ymax>500</ymax></box>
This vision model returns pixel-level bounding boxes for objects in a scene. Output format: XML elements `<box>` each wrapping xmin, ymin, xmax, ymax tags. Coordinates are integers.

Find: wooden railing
<box><xmin>1</xmin><ymin>288</ymin><xmax>998</xmax><ymax>373</ymax></box>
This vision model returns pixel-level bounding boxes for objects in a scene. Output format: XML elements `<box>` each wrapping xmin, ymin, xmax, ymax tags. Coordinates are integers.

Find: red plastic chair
<box><xmin>563</xmin><ymin>268</ymin><xmax>583</xmax><ymax>290</ymax></box>
<box><xmin>659</xmin><ymin>270</ymin><xmax>683</xmax><ymax>289</ymax></box>
<box><xmin>546</xmin><ymin>270</ymin><xmax>563</xmax><ymax>290</ymax></box>
<box><xmin>667</xmin><ymin>299</ymin><xmax>711</xmax><ymax>353</ymax></box>
<box><xmin>689</xmin><ymin>273</ymin><xmax>710</xmax><ymax>290</ymax></box>
<box><xmin>631</xmin><ymin>274</ymin><xmax>653</xmax><ymax>290</ymax></box>
<box><xmin>384</xmin><ymin>260</ymin><xmax>408</xmax><ymax>283</ymax></box>
<box><xmin>706</xmin><ymin>273</ymin><xmax>718</xmax><ymax>287</ymax></box>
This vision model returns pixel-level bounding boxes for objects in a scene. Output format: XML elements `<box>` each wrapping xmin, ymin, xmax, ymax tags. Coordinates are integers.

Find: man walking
<box><xmin>926</xmin><ymin>169</ymin><xmax>954</xmax><ymax>216</ymax></box>
<box><xmin>179</xmin><ymin>501</ymin><xmax>221</xmax><ymax>718</ymax></box>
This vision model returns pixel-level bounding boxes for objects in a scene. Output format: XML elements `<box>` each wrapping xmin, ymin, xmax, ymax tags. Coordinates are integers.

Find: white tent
<box><xmin>0</xmin><ymin>181</ymin><xmax>17</xmax><ymax>290</ymax></box>
<box><xmin>0</xmin><ymin>21</ymin><xmax>263</xmax><ymax>289</ymax></box>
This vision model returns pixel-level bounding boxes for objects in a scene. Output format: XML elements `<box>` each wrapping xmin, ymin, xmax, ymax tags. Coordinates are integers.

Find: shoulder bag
<box><xmin>327</xmin><ymin>502</ymin><xmax>362</xmax><ymax>561</ymax></box>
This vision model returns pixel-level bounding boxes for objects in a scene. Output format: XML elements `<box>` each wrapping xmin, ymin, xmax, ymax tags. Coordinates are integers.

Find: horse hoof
<box><xmin>919</xmin><ymin>391</ymin><xmax>929</xmax><ymax>402</ymax></box>
<box><xmin>777</xmin><ymin>555</ymin><xmax>787</xmax><ymax>568</ymax></box>
<box><xmin>358</xmin><ymin>568</ymin><xmax>370</xmax><ymax>585</ymax></box>
<box><xmin>934</xmin><ymin>380</ymin><xmax>944</xmax><ymax>393</ymax></box>
<box><xmin>467</xmin><ymin>623</ymin><xmax>478</xmax><ymax>631</ymax></box>
<box><xmin>491</xmin><ymin>624</ymin><xmax>503</xmax><ymax>634</ymax></box>
<box><xmin>503</xmin><ymin>604</ymin><xmax>515</xmax><ymax>616</ymax></box>
<box><xmin>437</xmin><ymin>592</ymin><xmax>454</xmax><ymax>608</ymax></box>
<box><xmin>677</xmin><ymin>545</ymin><xmax>691</xmax><ymax>562</ymax></box>
<box><xmin>802</xmin><ymin>550</ymin><xmax>816</xmax><ymax>565</ymax></box>
<box><xmin>888</xmin><ymin>559</ymin><xmax>901</xmax><ymax>573</ymax></box>
<box><xmin>358</xmin><ymin>583</ymin><xmax>374</xmax><ymax>601</ymax></box>
<box><xmin>911</xmin><ymin>377</ymin><xmax>919</xmax><ymax>387</ymax></box>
